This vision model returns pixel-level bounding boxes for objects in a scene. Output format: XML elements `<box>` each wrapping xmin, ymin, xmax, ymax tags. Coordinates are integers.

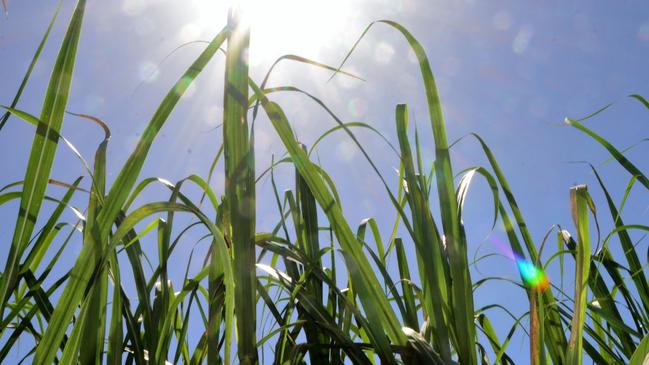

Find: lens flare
<box><xmin>492</xmin><ymin>237</ymin><xmax>550</xmax><ymax>291</ymax></box>
<box><xmin>515</xmin><ymin>255</ymin><xmax>549</xmax><ymax>291</ymax></box>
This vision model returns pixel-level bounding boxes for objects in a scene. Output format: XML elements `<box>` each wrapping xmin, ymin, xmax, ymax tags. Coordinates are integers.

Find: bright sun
<box><xmin>191</xmin><ymin>0</ymin><xmax>354</xmax><ymax>65</ymax></box>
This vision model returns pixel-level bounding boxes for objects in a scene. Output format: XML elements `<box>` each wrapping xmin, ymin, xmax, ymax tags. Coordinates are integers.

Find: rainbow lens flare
<box><xmin>491</xmin><ymin>237</ymin><xmax>551</xmax><ymax>291</ymax></box>
<box><xmin>515</xmin><ymin>256</ymin><xmax>550</xmax><ymax>291</ymax></box>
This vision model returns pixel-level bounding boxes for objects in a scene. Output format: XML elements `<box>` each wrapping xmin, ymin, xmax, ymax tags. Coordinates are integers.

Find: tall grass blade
<box><xmin>565</xmin><ymin>118</ymin><xmax>649</xmax><ymax>190</ymax></box>
<box><xmin>223</xmin><ymin>8</ymin><xmax>256</xmax><ymax>364</ymax></box>
<box><xmin>567</xmin><ymin>185</ymin><xmax>592</xmax><ymax>365</ymax></box>
<box><xmin>107</xmin><ymin>253</ymin><xmax>123</xmax><ymax>365</ymax></box>
<box><xmin>77</xmin><ymin>111</ymin><xmax>108</xmax><ymax>365</ymax></box>
<box><xmin>558</xmin><ymin>168</ymin><xmax>638</xmax><ymax>358</ymax></box>
<box><xmin>630</xmin><ymin>332</ymin><xmax>649</xmax><ymax>365</ymax></box>
<box><xmin>629</xmin><ymin>94</ymin><xmax>649</xmax><ymax>110</ymax></box>
<box><xmin>293</xmin><ymin>146</ymin><xmax>329</xmax><ymax>364</ymax></box>
<box><xmin>395</xmin><ymin>238</ymin><xmax>419</xmax><ymax>331</ymax></box>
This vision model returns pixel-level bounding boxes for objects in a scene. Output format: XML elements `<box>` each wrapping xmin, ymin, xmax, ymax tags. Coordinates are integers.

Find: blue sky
<box><xmin>2</xmin><ymin>0</ymin><xmax>649</xmax><ymax>362</ymax></box>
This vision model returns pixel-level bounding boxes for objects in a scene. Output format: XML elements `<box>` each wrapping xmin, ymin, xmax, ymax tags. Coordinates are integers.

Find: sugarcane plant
<box><xmin>0</xmin><ymin>1</ymin><xmax>648</xmax><ymax>364</ymax></box>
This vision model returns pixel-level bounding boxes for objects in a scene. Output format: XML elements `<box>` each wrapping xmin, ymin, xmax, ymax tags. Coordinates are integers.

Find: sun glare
<box><xmin>191</xmin><ymin>0</ymin><xmax>353</xmax><ymax>65</ymax></box>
